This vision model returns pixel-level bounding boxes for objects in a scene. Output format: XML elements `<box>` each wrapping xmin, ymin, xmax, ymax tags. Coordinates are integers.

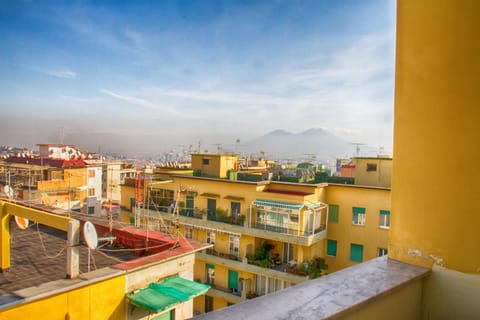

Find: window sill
<box><xmin>379</xmin><ymin>226</ymin><xmax>390</xmax><ymax>230</ymax></box>
<box><xmin>352</xmin><ymin>223</ymin><xmax>365</xmax><ymax>227</ymax></box>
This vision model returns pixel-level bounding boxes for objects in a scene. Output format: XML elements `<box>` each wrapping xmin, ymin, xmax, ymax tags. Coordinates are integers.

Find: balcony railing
<box><xmin>206</xmin><ymin>248</ymin><xmax>241</xmax><ymax>262</ymax></box>
<box><xmin>251</xmin><ymin>222</ymin><xmax>326</xmax><ymax>237</ymax></box>
<box><xmin>179</xmin><ymin>209</ymin><xmax>203</xmax><ymax>219</ymax></box>
<box><xmin>207</xmin><ymin>213</ymin><xmax>246</xmax><ymax>226</ymax></box>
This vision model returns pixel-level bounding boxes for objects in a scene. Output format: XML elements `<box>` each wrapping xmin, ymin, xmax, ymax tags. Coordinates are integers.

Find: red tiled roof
<box><xmin>6</xmin><ymin>156</ymin><xmax>86</xmax><ymax>168</ymax></box>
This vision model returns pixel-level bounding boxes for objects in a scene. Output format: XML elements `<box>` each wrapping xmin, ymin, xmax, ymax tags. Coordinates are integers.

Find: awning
<box><xmin>127</xmin><ymin>275</ymin><xmax>210</xmax><ymax>313</ymax></box>
<box><xmin>200</xmin><ymin>192</ymin><xmax>220</xmax><ymax>198</ymax></box>
<box><xmin>224</xmin><ymin>195</ymin><xmax>245</xmax><ymax>201</ymax></box>
<box><xmin>253</xmin><ymin>199</ymin><xmax>303</xmax><ymax>210</ymax></box>
<box><xmin>305</xmin><ymin>201</ymin><xmax>326</xmax><ymax>210</ymax></box>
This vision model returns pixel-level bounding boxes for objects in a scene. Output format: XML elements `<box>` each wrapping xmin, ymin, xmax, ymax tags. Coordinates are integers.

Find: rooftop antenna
<box><xmin>351</xmin><ymin>143</ymin><xmax>365</xmax><ymax>157</ymax></box>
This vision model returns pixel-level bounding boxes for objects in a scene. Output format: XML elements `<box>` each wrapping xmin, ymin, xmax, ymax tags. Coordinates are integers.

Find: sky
<box><xmin>0</xmin><ymin>0</ymin><xmax>396</xmax><ymax>155</ymax></box>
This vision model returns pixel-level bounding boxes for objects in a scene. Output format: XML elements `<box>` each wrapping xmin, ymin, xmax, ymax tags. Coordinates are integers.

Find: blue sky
<box><xmin>0</xmin><ymin>0</ymin><xmax>396</xmax><ymax>154</ymax></box>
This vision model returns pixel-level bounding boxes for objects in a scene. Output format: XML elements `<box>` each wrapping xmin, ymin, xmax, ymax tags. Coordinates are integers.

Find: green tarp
<box><xmin>127</xmin><ymin>275</ymin><xmax>210</xmax><ymax>313</ymax></box>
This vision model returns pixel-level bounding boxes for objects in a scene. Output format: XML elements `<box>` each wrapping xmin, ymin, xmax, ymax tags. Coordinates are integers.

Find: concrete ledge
<box><xmin>0</xmin><ymin>267</ymin><xmax>124</xmax><ymax>311</ymax></box>
<box><xmin>193</xmin><ymin>256</ymin><xmax>430</xmax><ymax>320</ymax></box>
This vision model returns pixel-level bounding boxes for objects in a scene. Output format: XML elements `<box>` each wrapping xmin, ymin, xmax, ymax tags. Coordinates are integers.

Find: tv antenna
<box><xmin>351</xmin><ymin>143</ymin><xmax>365</xmax><ymax>156</ymax></box>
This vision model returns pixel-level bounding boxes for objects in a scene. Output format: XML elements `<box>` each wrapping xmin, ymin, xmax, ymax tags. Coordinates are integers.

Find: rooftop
<box><xmin>0</xmin><ymin>202</ymin><xmax>209</xmax><ymax>309</ymax></box>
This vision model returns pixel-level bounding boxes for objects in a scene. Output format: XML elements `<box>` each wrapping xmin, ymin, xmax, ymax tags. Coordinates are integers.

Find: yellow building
<box><xmin>324</xmin><ymin>184</ymin><xmax>390</xmax><ymax>273</ymax></box>
<box><xmin>121</xmin><ymin>153</ymin><xmax>392</xmax><ymax>315</ymax></box>
<box><xmin>193</xmin><ymin>1</ymin><xmax>480</xmax><ymax>319</ymax></box>
<box><xmin>353</xmin><ymin>156</ymin><xmax>392</xmax><ymax>188</ymax></box>
<box><xmin>191</xmin><ymin>153</ymin><xmax>238</xmax><ymax>179</ymax></box>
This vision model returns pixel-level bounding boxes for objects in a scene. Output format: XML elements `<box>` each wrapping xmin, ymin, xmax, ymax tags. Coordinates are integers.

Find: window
<box><xmin>207</xmin><ymin>198</ymin><xmax>216</xmax><ymax>215</ymax></box>
<box><xmin>88</xmin><ymin>170</ymin><xmax>95</xmax><ymax>178</ymax></box>
<box><xmin>254</xmin><ymin>275</ymin><xmax>266</xmax><ymax>296</ymax></box>
<box><xmin>268</xmin><ymin>278</ymin><xmax>282</xmax><ymax>294</ymax></box>
<box><xmin>352</xmin><ymin>207</ymin><xmax>366</xmax><ymax>225</ymax></box>
<box><xmin>378</xmin><ymin>248</ymin><xmax>388</xmax><ymax>257</ymax></box>
<box><xmin>229</xmin><ymin>235</ymin><xmax>240</xmax><ymax>257</ymax></box>
<box><xmin>379</xmin><ymin>210</ymin><xmax>390</xmax><ymax>228</ymax></box>
<box><xmin>202</xmin><ymin>158</ymin><xmax>210</xmax><ymax>165</ymax></box>
<box><xmin>206</xmin><ymin>231</ymin><xmax>215</xmax><ymax>246</ymax></box>
<box><xmin>327</xmin><ymin>239</ymin><xmax>337</xmax><ymax>257</ymax></box>
<box><xmin>231</xmin><ymin>201</ymin><xmax>241</xmax><ymax>217</ymax></box>
<box><xmin>350</xmin><ymin>243</ymin><xmax>364</xmax><ymax>262</ymax></box>
<box><xmin>88</xmin><ymin>188</ymin><xmax>95</xmax><ymax>197</ymax></box>
<box><xmin>205</xmin><ymin>295</ymin><xmax>214</xmax><ymax>312</ymax></box>
<box><xmin>87</xmin><ymin>206</ymin><xmax>95</xmax><ymax>215</ymax></box>
<box><xmin>185</xmin><ymin>227</ymin><xmax>193</xmax><ymax>239</ymax></box>
<box><xmin>186</xmin><ymin>195</ymin><xmax>194</xmax><ymax>215</ymax></box>
<box><xmin>366</xmin><ymin>163</ymin><xmax>377</xmax><ymax>171</ymax></box>
<box><xmin>206</xmin><ymin>264</ymin><xmax>215</xmax><ymax>284</ymax></box>
<box><xmin>328</xmin><ymin>204</ymin><xmax>339</xmax><ymax>223</ymax></box>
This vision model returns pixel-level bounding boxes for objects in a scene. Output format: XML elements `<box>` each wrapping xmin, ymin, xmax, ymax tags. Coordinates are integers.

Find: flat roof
<box><xmin>0</xmin><ymin>206</ymin><xmax>209</xmax><ymax>308</ymax></box>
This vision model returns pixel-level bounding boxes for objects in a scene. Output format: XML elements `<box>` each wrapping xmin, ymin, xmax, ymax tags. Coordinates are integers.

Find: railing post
<box><xmin>0</xmin><ymin>202</ymin><xmax>10</xmax><ymax>272</ymax></box>
<box><xmin>66</xmin><ymin>219</ymin><xmax>80</xmax><ymax>279</ymax></box>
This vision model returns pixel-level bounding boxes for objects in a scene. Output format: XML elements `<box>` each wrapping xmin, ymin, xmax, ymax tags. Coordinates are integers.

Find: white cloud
<box><xmin>44</xmin><ymin>69</ymin><xmax>77</xmax><ymax>79</ymax></box>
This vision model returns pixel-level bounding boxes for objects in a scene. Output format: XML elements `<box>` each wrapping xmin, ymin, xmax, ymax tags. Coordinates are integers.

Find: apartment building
<box><xmin>120</xmin><ymin>153</ymin><xmax>391</xmax><ymax>314</ymax></box>
<box><xmin>197</xmin><ymin>1</ymin><xmax>480</xmax><ymax>318</ymax></box>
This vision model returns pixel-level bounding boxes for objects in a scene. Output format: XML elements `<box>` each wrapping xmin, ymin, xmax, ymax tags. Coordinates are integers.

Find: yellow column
<box><xmin>0</xmin><ymin>201</ymin><xmax>10</xmax><ymax>271</ymax></box>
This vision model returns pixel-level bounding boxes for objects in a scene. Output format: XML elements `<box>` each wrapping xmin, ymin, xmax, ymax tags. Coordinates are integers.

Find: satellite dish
<box><xmin>4</xmin><ymin>185</ymin><xmax>13</xmax><ymax>199</ymax></box>
<box><xmin>83</xmin><ymin>221</ymin><xmax>98</xmax><ymax>249</ymax></box>
<box><xmin>14</xmin><ymin>216</ymin><xmax>29</xmax><ymax>230</ymax></box>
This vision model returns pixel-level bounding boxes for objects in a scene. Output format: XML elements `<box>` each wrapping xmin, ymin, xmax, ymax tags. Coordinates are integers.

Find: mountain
<box><xmin>242</xmin><ymin>128</ymin><xmax>358</xmax><ymax>161</ymax></box>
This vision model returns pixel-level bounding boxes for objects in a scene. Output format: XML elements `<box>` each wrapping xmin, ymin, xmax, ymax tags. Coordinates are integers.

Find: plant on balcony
<box><xmin>286</xmin><ymin>257</ymin><xmax>328</xmax><ymax>279</ymax></box>
<box><xmin>245</xmin><ymin>242</ymin><xmax>275</xmax><ymax>268</ymax></box>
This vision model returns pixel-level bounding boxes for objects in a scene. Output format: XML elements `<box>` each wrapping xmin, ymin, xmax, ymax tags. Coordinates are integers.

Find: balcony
<box><xmin>196</xmin><ymin>250</ymin><xmax>309</xmax><ymax>284</ymax></box>
<box><xmin>204</xmin><ymin>283</ymin><xmax>243</xmax><ymax>304</ymax></box>
<box><xmin>145</xmin><ymin>208</ymin><xmax>326</xmax><ymax>246</ymax></box>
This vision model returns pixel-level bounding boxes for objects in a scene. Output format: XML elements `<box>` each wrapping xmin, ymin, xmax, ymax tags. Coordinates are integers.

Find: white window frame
<box><xmin>353</xmin><ymin>212</ymin><xmax>366</xmax><ymax>226</ymax></box>
<box><xmin>229</xmin><ymin>235</ymin><xmax>240</xmax><ymax>257</ymax></box>
<box><xmin>378</xmin><ymin>248</ymin><xmax>388</xmax><ymax>257</ymax></box>
<box><xmin>379</xmin><ymin>211</ymin><xmax>390</xmax><ymax>229</ymax></box>
<box><xmin>206</xmin><ymin>231</ymin><xmax>216</xmax><ymax>247</ymax></box>
<box><xmin>185</xmin><ymin>227</ymin><xmax>193</xmax><ymax>239</ymax></box>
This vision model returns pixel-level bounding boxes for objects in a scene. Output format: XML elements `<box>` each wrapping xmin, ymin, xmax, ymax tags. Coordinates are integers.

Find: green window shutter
<box><xmin>206</xmin><ymin>263</ymin><xmax>215</xmax><ymax>269</ymax></box>
<box><xmin>353</xmin><ymin>207</ymin><xmax>365</xmax><ymax>214</ymax></box>
<box><xmin>328</xmin><ymin>205</ymin><xmax>339</xmax><ymax>223</ymax></box>
<box><xmin>228</xmin><ymin>270</ymin><xmax>239</xmax><ymax>290</ymax></box>
<box><xmin>380</xmin><ymin>210</ymin><xmax>390</xmax><ymax>215</ymax></box>
<box><xmin>327</xmin><ymin>239</ymin><xmax>337</xmax><ymax>256</ymax></box>
<box><xmin>350</xmin><ymin>243</ymin><xmax>364</xmax><ymax>262</ymax></box>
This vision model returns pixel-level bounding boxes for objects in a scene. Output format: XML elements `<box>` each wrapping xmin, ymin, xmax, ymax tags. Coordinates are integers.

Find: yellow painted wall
<box><xmin>1</xmin><ymin>275</ymin><xmax>126</xmax><ymax>320</ymax></box>
<box><xmin>191</xmin><ymin>154</ymin><xmax>237</xmax><ymax>179</ymax></box>
<box><xmin>391</xmin><ymin>1</ymin><xmax>480</xmax><ymax>319</ymax></box>
<box><xmin>325</xmin><ymin>185</ymin><xmax>390</xmax><ymax>273</ymax></box>
<box><xmin>341</xmin><ymin>279</ymin><xmax>423</xmax><ymax>320</ymax></box>
<box><xmin>121</xmin><ymin>184</ymin><xmax>136</xmax><ymax>210</ymax></box>
<box><xmin>390</xmin><ymin>0</ymin><xmax>480</xmax><ymax>273</ymax></box>
<box><xmin>353</xmin><ymin>158</ymin><xmax>392</xmax><ymax>188</ymax></box>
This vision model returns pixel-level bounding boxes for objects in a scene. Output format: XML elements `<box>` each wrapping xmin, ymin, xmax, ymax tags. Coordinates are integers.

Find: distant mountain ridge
<box><xmin>242</xmin><ymin>128</ymin><xmax>357</xmax><ymax>160</ymax></box>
